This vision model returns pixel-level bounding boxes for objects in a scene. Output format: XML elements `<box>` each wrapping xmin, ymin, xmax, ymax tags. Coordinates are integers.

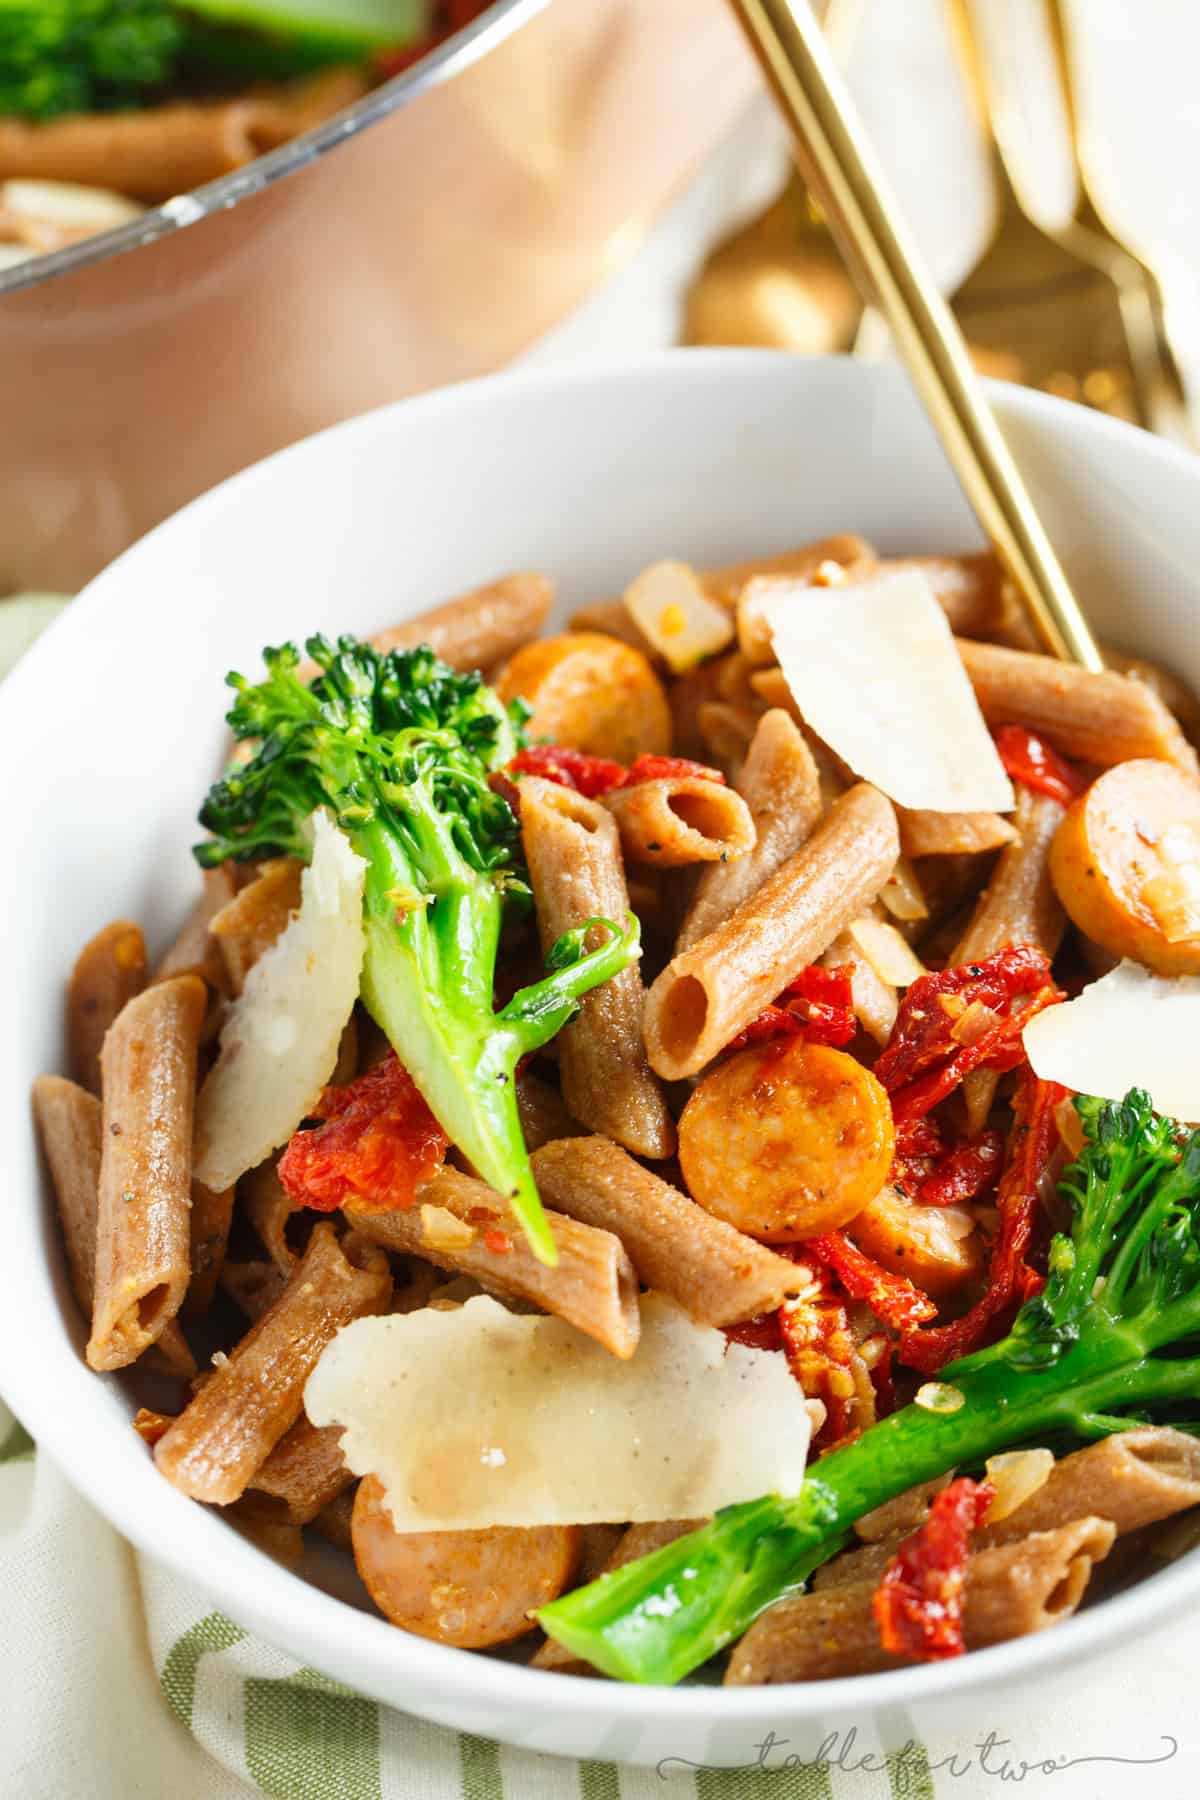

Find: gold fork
<box><xmin>958</xmin><ymin>0</ymin><xmax>1193</xmax><ymax>445</ymax></box>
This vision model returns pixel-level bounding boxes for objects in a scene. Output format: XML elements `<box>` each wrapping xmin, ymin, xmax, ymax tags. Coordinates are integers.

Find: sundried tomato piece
<box><xmin>278</xmin><ymin>1052</ymin><xmax>448</xmax><ymax>1214</ymax></box>
<box><xmin>508</xmin><ymin>744</ymin><xmax>626</xmax><ymax>796</ymax></box>
<box><xmin>618</xmin><ymin>754</ymin><xmax>726</xmax><ymax>788</ymax></box>
<box><xmin>993</xmin><ymin>725</ymin><xmax>1086</xmax><ymax>809</ymax></box>
<box><xmin>873</xmin><ymin>1476</ymin><xmax>994</xmax><ymax>1661</ymax></box>
<box><xmin>807</xmin><ymin>1230</ymin><xmax>937</xmax><ymax>1332</ymax></box>
<box><xmin>917</xmin><ymin>1129</ymin><xmax>1005</xmax><ymax>1207</ymax></box>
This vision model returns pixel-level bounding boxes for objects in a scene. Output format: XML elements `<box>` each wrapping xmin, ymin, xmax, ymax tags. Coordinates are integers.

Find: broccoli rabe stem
<box><xmin>355</xmin><ymin>811</ymin><xmax>638</xmax><ymax>1267</ymax></box>
<box><xmin>539</xmin><ymin>1334</ymin><xmax>1200</xmax><ymax>1684</ymax></box>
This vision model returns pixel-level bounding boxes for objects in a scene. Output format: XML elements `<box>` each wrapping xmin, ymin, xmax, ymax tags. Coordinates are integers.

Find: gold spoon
<box><xmin>723</xmin><ymin>0</ymin><xmax>1103</xmax><ymax>669</ymax></box>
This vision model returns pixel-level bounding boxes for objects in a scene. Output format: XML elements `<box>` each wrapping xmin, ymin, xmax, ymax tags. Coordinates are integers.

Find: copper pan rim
<box><xmin>0</xmin><ymin>0</ymin><xmax>546</xmax><ymax>302</ymax></box>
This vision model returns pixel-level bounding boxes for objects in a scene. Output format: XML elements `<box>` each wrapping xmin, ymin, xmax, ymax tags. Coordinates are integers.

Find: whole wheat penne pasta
<box><xmin>185</xmin><ymin>1180</ymin><xmax>234</xmax><ymax>1320</ymax></box>
<box><xmin>979</xmin><ymin>1428</ymin><xmax>1200</xmax><ymax>1544</ymax></box>
<box><xmin>367</xmin><ymin>573</ymin><xmax>554</xmax><ymax>673</ymax></box>
<box><xmin>519</xmin><ymin>777</ymin><xmax>674</xmax><ymax>1158</ymax></box>
<box><xmin>247</xmin><ymin>1416</ymin><xmax>352</xmax><ymax>1526</ymax></box>
<box><xmin>152</xmin><ymin>867</ymin><xmax>236</xmax><ymax>989</ymax></box>
<box><xmin>220</xmin><ymin>1259</ymin><xmax>289</xmax><ymax>1322</ymax></box>
<box><xmin>897</xmin><ymin>807</ymin><xmax>1019</xmax><ymax>859</ymax></box>
<box><xmin>726</xmin><ymin>1517</ymin><xmax>1115</xmax><ymax>1683</ymax></box>
<box><xmin>855</xmin><ymin>1475</ymin><xmax>952</xmax><ymax>1542</ymax></box>
<box><xmin>242</xmin><ymin>1157</ymin><xmax>302</xmax><ymax>1274</ymax></box>
<box><xmin>209</xmin><ymin>858</ymin><xmax>303</xmax><ymax>996</ymax></box>
<box><xmin>956</xmin><ymin>637</ymin><xmax>1199</xmax><ymax>776</ymax></box>
<box><xmin>244</xmin><ymin>69</ymin><xmax>371</xmax><ymax>149</ymax></box>
<box><xmin>227</xmin><ymin>1504</ymin><xmax>305</xmax><ymax>1567</ymax></box>
<box><xmin>644</xmin><ymin>783</ymin><xmax>899</xmax><ymax>1080</ymax></box>
<box><xmin>952</xmin><ymin>785</ymin><xmax>1066</xmax><ymax>966</ymax></box>
<box><xmin>677</xmin><ymin>711</ymin><xmax>822</xmax><ymax>952</ymax></box>
<box><xmin>669</xmin><ymin>659</ymin><xmax>728</xmax><ymax>761</ymax></box>
<box><xmin>602</xmin><ymin>777</ymin><xmax>755</xmax><ymax>869</ymax></box>
<box><xmin>67</xmin><ymin>919</ymin><xmax>147</xmax><ymax>1096</ymax></box>
<box><xmin>1104</xmin><ymin>645</ymin><xmax>1200</xmax><ymax>742</ymax></box>
<box><xmin>344</xmin><ymin>1166</ymin><xmax>641</xmax><ymax>1359</ymax></box>
<box><xmin>694</xmin><ymin>701</ymin><xmax>761</xmax><ymax>776</ymax></box>
<box><xmin>0</xmin><ymin>101</ymin><xmax>268</xmax><ymax>203</ymax></box>
<box><xmin>531</xmin><ymin>1137</ymin><xmax>808</xmax><ymax>1326</ymax></box>
<box><xmin>532</xmin><ymin>1518</ymin><xmax>704</xmax><ymax>1673</ymax></box>
<box><xmin>33</xmin><ymin>1074</ymin><xmax>196</xmax><ymax>1378</ymax></box>
<box><xmin>515</xmin><ymin>1069</ymin><xmax>582</xmax><ymax>1153</ymax></box>
<box><xmin>154</xmin><ymin>1222</ymin><xmax>391</xmax><ymax>1505</ymax></box>
<box><xmin>87</xmin><ymin>975</ymin><xmax>207</xmax><ymax>1372</ymax></box>
<box><xmin>745</xmin><ymin>672</ymin><xmax>852</xmax><ymax>800</ymax></box>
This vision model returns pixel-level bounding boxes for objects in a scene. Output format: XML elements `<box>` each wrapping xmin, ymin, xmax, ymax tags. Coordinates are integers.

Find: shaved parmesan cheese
<box><xmin>624</xmin><ymin>560</ymin><xmax>734</xmax><ymax>672</ymax></box>
<box><xmin>305</xmin><ymin>1292</ymin><xmax>812</xmax><ymax>1529</ymax></box>
<box><xmin>847</xmin><ymin>916</ymin><xmax>926</xmax><ymax>987</ymax></box>
<box><xmin>1023</xmin><ymin>959</ymin><xmax>1200</xmax><ymax>1123</ymax></box>
<box><xmin>769</xmin><ymin>570</ymin><xmax>1015</xmax><ymax>812</ymax></box>
<box><xmin>194</xmin><ymin>811</ymin><xmax>365</xmax><ymax>1190</ymax></box>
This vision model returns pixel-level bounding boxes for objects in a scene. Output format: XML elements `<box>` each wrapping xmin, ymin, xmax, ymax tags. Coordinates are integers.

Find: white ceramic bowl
<box><xmin>4</xmin><ymin>353</ymin><xmax>1200</xmax><ymax>1768</ymax></box>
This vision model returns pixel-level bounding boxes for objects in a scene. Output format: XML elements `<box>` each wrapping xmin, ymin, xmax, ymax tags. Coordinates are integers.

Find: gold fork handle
<box><xmin>727</xmin><ymin>0</ymin><xmax>1103</xmax><ymax>669</ymax></box>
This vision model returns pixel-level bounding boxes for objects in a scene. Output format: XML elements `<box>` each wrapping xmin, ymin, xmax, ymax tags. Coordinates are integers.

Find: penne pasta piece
<box><xmin>67</xmin><ymin>919</ymin><xmax>147</xmax><ymax>1096</ymax></box>
<box><xmin>602</xmin><ymin>777</ymin><xmax>755</xmax><ymax>869</ymax></box>
<box><xmin>519</xmin><ymin>777</ymin><xmax>674</xmax><ymax>1158</ymax></box>
<box><xmin>694</xmin><ymin>701</ymin><xmax>761</xmax><ymax>776</ymax></box>
<box><xmin>956</xmin><ymin>637</ymin><xmax>1200</xmax><ymax>776</ymax></box>
<box><xmin>87</xmin><ymin>976</ymin><xmax>207</xmax><ymax>1373</ymax></box>
<box><xmin>677</xmin><ymin>711</ymin><xmax>822</xmax><ymax>952</ymax></box>
<box><xmin>530</xmin><ymin>1137</ymin><xmax>809</xmax><ymax>1326</ymax></box>
<box><xmin>154</xmin><ymin>1222</ymin><xmax>391</xmax><ymax>1505</ymax></box>
<box><xmin>344</xmin><ymin>1166</ymin><xmax>641</xmax><ymax>1359</ymax></box>
<box><xmin>1103</xmin><ymin>645</ymin><xmax>1200</xmax><ymax>743</ymax></box>
<box><xmin>897</xmin><ymin>807</ymin><xmax>1019</xmax><ymax>859</ymax></box>
<box><xmin>855</xmin><ymin>1475</ymin><xmax>952</xmax><ymax>1543</ymax></box>
<box><xmin>184</xmin><ymin>1181</ymin><xmax>234</xmax><ymax>1320</ymax></box>
<box><xmin>532</xmin><ymin>1517</ymin><xmax>704</xmax><ymax>1673</ymax></box>
<box><xmin>209</xmin><ymin>858</ymin><xmax>303</xmax><ymax>996</ymax></box>
<box><xmin>219</xmin><ymin>1259</ymin><xmax>289</xmax><ymax>1323</ymax></box>
<box><xmin>515</xmin><ymin>1069</ymin><xmax>582</xmax><ymax>1154</ymax></box>
<box><xmin>979</xmin><ymin>1428</ymin><xmax>1200</xmax><ymax>1544</ymax></box>
<box><xmin>726</xmin><ymin>1517</ymin><xmax>1115</xmax><ymax>1682</ymax></box>
<box><xmin>152</xmin><ymin>867</ymin><xmax>236</xmax><ymax>989</ymax></box>
<box><xmin>952</xmin><ymin>784</ymin><xmax>1067</xmax><ymax>967</ymax></box>
<box><xmin>847</xmin><ymin>1187</ymin><xmax>983</xmax><ymax>1298</ymax></box>
<box><xmin>33</xmin><ymin>1074</ymin><xmax>196</xmax><ymax>1378</ymax></box>
<box><xmin>669</xmin><ymin>659</ymin><xmax>729</xmax><ymax>762</ymax></box>
<box><xmin>242</xmin><ymin>1157</ymin><xmax>303</xmax><ymax>1275</ymax></box>
<box><xmin>364</xmin><ymin>573</ymin><xmax>554</xmax><ymax>674</ymax></box>
<box><xmin>0</xmin><ymin>101</ymin><xmax>271</xmax><ymax>203</ymax></box>
<box><xmin>247</xmin><ymin>1416</ymin><xmax>352</xmax><ymax>1526</ymax></box>
<box><xmin>644</xmin><ymin>783</ymin><xmax>899</xmax><ymax>1080</ymax></box>
<box><xmin>226</xmin><ymin>1504</ymin><xmax>305</xmax><ymax>1567</ymax></box>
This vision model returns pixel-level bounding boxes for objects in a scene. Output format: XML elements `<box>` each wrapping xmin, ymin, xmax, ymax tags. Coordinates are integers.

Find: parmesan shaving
<box><xmin>769</xmin><ymin>570</ymin><xmax>1015</xmax><ymax>812</ymax></box>
<box><xmin>305</xmin><ymin>1292</ymin><xmax>813</xmax><ymax>1529</ymax></box>
<box><xmin>1023</xmin><ymin>959</ymin><xmax>1200</xmax><ymax>1124</ymax></box>
<box><xmin>847</xmin><ymin>916</ymin><xmax>926</xmax><ymax>987</ymax></box>
<box><xmin>193</xmin><ymin>811</ymin><xmax>366</xmax><ymax>1190</ymax></box>
<box><xmin>623</xmin><ymin>560</ymin><xmax>734</xmax><ymax>672</ymax></box>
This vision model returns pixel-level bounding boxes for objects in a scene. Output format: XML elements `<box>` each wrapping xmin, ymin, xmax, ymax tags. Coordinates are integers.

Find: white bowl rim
<box><xmin>6</xmin><ymin>347</ymin><xmax>1200</xmax><ymax>1734</ymax></box>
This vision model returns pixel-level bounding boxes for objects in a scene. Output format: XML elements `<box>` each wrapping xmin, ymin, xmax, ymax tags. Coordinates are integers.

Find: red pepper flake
<box><xmin>994</xmin><ymin>725</ymin><xmax>1087</xmax><ymax>809</ymax></box>
<box><xmin>278</xmin><ymin>1053</ymin><xmax>448</xmax><ymax>1215</ymax></box>
<box><xmin>807</xmin><ymin>1230</ymin><xmax>937</xmax><ymax>1332</ymax></box>
<box><xmin>899</xmin><ymin>1070</ymin><xmax>1067</xmax><ymax>1374</ymax></box>
<box><xmin>917</xmin><ymin>1129</ymin><xmax>1005</xmax><ymax>1207</ymax></box>
<box><xmin>483</xmin><ymin>1227</ymin><xmax>513</xmax><ymax>1256</ymax></box>
<box><xmin>729</xmin><ymin>963</ymin><xmax>857</xmax><ymax>1053</ymax></box>
<box><xmin>618</xmin><ymin>754</ymin><xmax>726</xmax><ymax>788</ymax></box>
<box><xmin>873</xmin><ymin>1476</ymin><xmax>994</xmax><ymax>1661</ymax></box>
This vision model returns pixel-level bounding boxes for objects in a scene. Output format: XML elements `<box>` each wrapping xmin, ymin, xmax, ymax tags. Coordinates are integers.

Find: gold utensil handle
<box><xmin>727</xmin><ymin>0</ymin><xmax>1104</xmax><ymax>670</ymax></box>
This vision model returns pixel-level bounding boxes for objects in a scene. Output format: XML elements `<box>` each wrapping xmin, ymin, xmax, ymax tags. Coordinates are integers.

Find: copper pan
<box><xmin>0</xmin><ymin>0</ymin><xmax>757</xmax><ymax>592</ymax></box>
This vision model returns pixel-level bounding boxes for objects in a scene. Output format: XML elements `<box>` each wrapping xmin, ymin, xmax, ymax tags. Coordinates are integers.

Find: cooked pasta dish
<box><xmin>33</xmin><ymin>538</ymin><xmax>1200</xmax><ymax>1685</ymax></box>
